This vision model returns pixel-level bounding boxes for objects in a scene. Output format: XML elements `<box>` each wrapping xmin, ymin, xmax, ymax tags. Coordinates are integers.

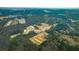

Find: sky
<box><xmin>0</xmin><ymin>0</ymin><xmax>79</xmax><ymax>8</ymax></box>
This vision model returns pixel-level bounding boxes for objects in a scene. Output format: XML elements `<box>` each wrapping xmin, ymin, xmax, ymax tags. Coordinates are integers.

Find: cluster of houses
<box><xmin>10</xmin><ymin>23</ymin><xmax>52</xmax><ymax>45</ymax></box>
